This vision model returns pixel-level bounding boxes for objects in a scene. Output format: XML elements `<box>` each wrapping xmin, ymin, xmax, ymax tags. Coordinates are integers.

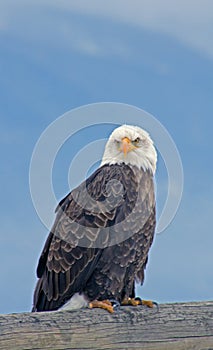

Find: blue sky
<box><xmin>0</xmin><ymin>1</ymin><xmax>213</xmax><ymax>314</ymax></box>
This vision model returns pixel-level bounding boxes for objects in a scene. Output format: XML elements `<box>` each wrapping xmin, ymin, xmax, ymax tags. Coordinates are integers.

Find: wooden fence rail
<box><xmin>0</xmin><ymin>301</ymin><xmax>213</xmax><ymax>349</ymax></box>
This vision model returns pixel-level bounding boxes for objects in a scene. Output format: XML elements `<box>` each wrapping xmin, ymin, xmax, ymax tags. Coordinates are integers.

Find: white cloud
<box><xmin>0</xmin><ymin>0</ymin><xmax>213</xmax><ymax>59</ymax></box>
<box><xmin>0</xmin><ymin>1</ymin><xmax>132</xmax><ymax>60</ymax></box>
<box><xmin>49</xmin><ymin>0</ymin><xmax>213</xmax><ymax>59</ymax></box>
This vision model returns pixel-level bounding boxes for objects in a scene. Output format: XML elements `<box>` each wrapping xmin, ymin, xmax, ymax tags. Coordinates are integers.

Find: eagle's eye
<box><xmin>132</xmin><ymin>137</ymin><xmax>140</xmax><ymax>145</ymax></box>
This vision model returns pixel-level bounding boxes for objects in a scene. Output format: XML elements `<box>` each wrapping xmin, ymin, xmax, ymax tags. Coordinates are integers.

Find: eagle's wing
<box><xmin>32</xmin><ymin>164</ymin><xmax>139</xmax><ymax>311</ymax></box>
<box><xmin>84</xmin><ymin>169</ymin><xmax>156</xmax><ymax>301</ymax></box>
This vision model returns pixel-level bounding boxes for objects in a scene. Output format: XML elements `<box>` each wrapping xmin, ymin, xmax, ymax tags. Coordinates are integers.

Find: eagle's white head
<box><xmin>101</xmin><ymin>124</ymin><xmax>157</xmax><ymax>174</ymax></box>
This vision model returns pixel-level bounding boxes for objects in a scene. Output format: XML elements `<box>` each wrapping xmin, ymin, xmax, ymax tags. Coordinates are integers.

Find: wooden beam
<box><xmin>0</xmin><ymin>301</ymin><xmax>213</xmax><ymax>349</ymax></box>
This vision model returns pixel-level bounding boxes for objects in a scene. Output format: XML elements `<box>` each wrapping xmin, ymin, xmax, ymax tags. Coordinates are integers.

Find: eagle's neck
<box><xmin>100</xmin><ymin>153</ymin><xmax>156</xmax><ymax>174</ymax></box>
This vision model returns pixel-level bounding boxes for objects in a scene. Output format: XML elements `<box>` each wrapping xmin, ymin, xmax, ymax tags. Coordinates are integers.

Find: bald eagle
<box><xmin>32</xmin><ymin>125</ymin><xmax>157</xmax><ymax>313</ymax></box>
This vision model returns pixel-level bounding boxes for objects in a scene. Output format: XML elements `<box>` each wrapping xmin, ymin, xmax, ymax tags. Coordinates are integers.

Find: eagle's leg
<box><xmin>88</xmin><ymin>299</ymin><xmax>115</xmax><ymax>313</ymax></box>
<box><xmin>121</xmin><ymin>297</ymin><xmax>157</xmax><ymax>308</ymax></box>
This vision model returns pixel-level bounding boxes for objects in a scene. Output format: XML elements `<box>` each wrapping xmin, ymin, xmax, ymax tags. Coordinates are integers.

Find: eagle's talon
<box><xmin>141</xmin><ymin>299</ymin><xmax>157</xmax><ymax>308</ymax></box>
<box><xmin>121</xmin><ymin>297</ymin><xmax>158</xmax><ymax>309</ymax></box>
<box><xmin>89</xmin><ymin>300</ymin><xmax>114</xmax><ymax>313</ymax></box>
<box><xmin>109</xmin><ymin>299</ymin><xmax>120</xmax><ymax>311</ymax></box>
<box><xmin>151</xmin><ymin>301</ymin><xmax>159</xmax><ymax>311</ymax></box>
<box><xmin>121</xmin><ymin>297</ymin><xmax>141</xmax><ymax>306</ymax></box>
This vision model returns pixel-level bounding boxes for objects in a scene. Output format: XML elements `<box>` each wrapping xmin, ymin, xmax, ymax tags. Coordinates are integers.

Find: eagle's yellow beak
<box><xmin>121</xmin><ymin>137</ymin><xmax>136</xmax><ymax>156</ymax></box>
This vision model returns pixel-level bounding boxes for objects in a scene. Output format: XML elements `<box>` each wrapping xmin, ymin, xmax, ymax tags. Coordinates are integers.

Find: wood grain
<box><xmin>0</xmin><ymin>301</ymin><xmax>213</xmax><ymax>349</ymax></box>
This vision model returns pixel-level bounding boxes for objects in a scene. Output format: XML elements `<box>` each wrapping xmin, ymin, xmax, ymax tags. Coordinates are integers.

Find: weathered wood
<box><xmin>0</xmin><ymin>301</ymin><xmax>213</xmax><ymax>350</ymax></box>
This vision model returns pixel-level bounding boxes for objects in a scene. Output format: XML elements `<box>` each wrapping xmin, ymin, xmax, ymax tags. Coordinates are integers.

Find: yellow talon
<box><xmin>89</xmin><ymin>300</ymin><xmax>114</xmax><ymax>313</ymax></box>
<box><xmin>122</xmin><ymin>297</ymin><xmax>158</xmax><ymax>309</ymax></box>
<box><xmin>121</xmin><ymin>298</ymin><xmax>140</xmax><ymax>306</ymax></box>
<box><xmin>141</xmin><ymin>299</ymin><xmax>155</xmax><ymax>308</ymax></box>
